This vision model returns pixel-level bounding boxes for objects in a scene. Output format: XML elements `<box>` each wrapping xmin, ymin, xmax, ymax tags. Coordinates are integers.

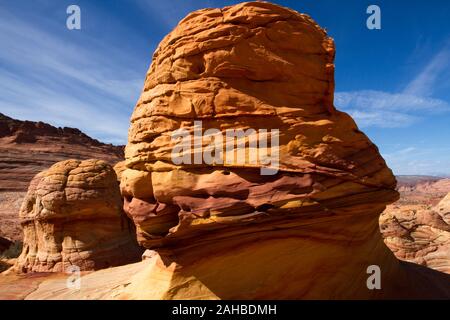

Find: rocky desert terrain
<box><xmin>0</xmin><ymin>1</ymin><xmax>449</xmax><ymax>300</ymax></box>
<box><xmin>396</xmin><ymin>175</ymin><xmax>450</xmax><ymax>205</ymax></box>
<box><xmin>381</xmin><ymin>176</ymin><xmax>450</xmax><ymax>273</ymax></box>
<box><xmin>0</xmin><ymin>113</ymin><xmax>124</xmax><ymax>241</ymax></box>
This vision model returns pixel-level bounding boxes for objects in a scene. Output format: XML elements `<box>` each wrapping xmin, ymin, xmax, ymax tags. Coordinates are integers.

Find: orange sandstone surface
<box><xmin>1</xmin><ymin>2</ymin><xmax>449</xmax><ymax>300</ymax></box>
<box><xmin>115</xmin><ymin>2</ymin><xmax>449</xmax><ymax>299</ymax></box>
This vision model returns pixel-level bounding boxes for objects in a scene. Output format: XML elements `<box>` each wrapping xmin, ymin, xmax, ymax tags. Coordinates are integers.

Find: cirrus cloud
<box><xmin>335</xmin><ymin>90</ymin><xmax>449</xmax><ymax>128</ymax></box>
<box><xmin>335</xmin><ymin>43</ymin><xmax>450</xmax><ymax>128</ymax></box>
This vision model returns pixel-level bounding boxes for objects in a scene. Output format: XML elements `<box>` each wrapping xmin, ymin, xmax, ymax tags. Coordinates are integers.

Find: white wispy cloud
<box><xmin>0</xmin><ymin>69</ymin><xmax>130</xmax><ymax>145</ymax></box>
<box><xmin>136</xmin><ymin>0</ymin><xmax>219</xmax><ymax>30</ymax></box>
<box><xmin>382</xmin><ymin>146</ymin><xmax>450</xmax><ymax>176</ymax></box>
<box><xmin>403</xmin><ymin>42</ymin><xmax>450</xmax><ymax>96</ymax></box>
<box><xmin>343</xmin><ymin>109</ymin><xmax>418</xmax><ymax>128</ymax></box>
<box><xmin>335</xmin><ymin>44</ymin><xmax>450</xmax><ymax>128</ymax></box>
<box><xmin>0</xmin><ymin>4</ymin><xmax>148</xmax><ymax>144</ymax></box>
<box><xmin>335</xmin><ymin>90</ymin><xmax>449</xmax><ymax>112</ymax></box>
<box><xmin>383</xmin><ymin>147</ymin><xmax>417</xmax><ymax>161</ymax></box>
<box><xmin>335</xmin><ymin>90</ymin><xmax>449</xmax><ymax>128</ymax></box>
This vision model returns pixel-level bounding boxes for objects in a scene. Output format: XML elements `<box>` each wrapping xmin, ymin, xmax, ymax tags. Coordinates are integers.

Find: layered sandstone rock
<box><xmin>0</xmin><ymin>113</ymin><xmax>124</xmax><ymax>241</ymax></box>
<box><xmin>0</xmin><ymin>113</ymin><xmax>124</xmax><ymax>192</ymax></box>
<box><xmin>381</xmin><ymin>193</ymin><xmax>450</xmax><ymax>274</ymax></box>
<box><xmin>15</xmin><ymin>159</ymin><xmax>142</xmax><ymax>273</ymax></box>
<box><xmin>124</xmin><ymin>1</ymin><xmax>397</xmax><ymax>247</ymax></box>
<box><xmin>113</xmin><ymin>161</ymin><xmax>127</xmax><ymax>182</ymax></box>
<box><xmin>117</xmin><ymin>2</ymin><xmax>450</xmax><ymax>299</ymax></box>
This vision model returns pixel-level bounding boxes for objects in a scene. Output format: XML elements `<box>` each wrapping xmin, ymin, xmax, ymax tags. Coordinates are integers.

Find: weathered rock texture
<box><xmin>437</xmin><ymin>193</ymin><xmax>450</xmax><ymax>224</ymax></box>
<box><xmin>0</xmin><ymin>113</ymin><xmax>124</xmax><ymax>241</ymax></box>
<box><xmin>118</xmin><ymin>2</ymin><xmax>449</xmax><ymax>299</ymax></box>
<box><xmin>113</xmin><ymin>161</ymin><xmax>127</xmax><ymax>182</ymax></box>
<box><xmin>15</xmin><ymin>159</ymin><xmax>141</xmax><ymax>273</ymax></box>
<box><xmin>0</xmin><ymin>236</ymin><xmax>12</xmax><ymax>253</ymax></box>
<box><xmin>124</xmin><ymin>1</ymin><xmax>397</xmax><ymax>247</ymax></box>
<box><xmin>381</xmin><ymin>193</ymin><xmax>450</xmax><ymax>274</ymax></box>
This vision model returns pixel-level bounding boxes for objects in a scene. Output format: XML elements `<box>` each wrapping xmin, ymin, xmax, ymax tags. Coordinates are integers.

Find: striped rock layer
<box><xmin>119</xmin><ymin>2</ymin><xmax>450</xmax><ymax>299</ymax></box>
<box><xmin>124</xmin><ymin>1</ymin><xmax>398</xmax><ymax>248</ymax></box>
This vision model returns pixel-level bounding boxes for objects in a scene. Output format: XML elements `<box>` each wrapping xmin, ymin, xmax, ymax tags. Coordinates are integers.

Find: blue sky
<box><xmin>1</xmin><ymin>0</ymin><xmax>449</xmax><ymax>175</ymax></box>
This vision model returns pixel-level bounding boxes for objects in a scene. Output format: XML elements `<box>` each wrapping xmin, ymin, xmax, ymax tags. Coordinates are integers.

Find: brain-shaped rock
<box><xmin>381</xmin><ymin>193</ymin><xmax>450</xmax><ymax>274</ymax></box>
<box><xmin>123</xmin><ymin>1</ymin><xmax>399</xmax><ymax>248</ymax></box>
<box><xmin>16</xmin><ymin>159</ymin><xmax>142</xmax><ymax>272</ymax></box>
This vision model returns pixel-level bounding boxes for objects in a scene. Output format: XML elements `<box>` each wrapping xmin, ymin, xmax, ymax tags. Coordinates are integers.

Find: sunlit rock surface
<box><xmin>15</xmin><ymin>159</ymin><xmax>142</xmax><ymax>272</ymax></box>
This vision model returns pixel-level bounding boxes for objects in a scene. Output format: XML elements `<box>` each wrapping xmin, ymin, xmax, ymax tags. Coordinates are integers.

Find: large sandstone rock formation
<box><xmin>0</xmin><ymin>113</ymin><xmax>124</xmax><ymax>241</ymax></box>
<box><xmin>381</xmin><ymin>193</ymin><xmax>450</xmax><ymax>274</ymax></box>
<box><xmin>15</xmin><ymin>159</ymin><xmax>142</xmax><ymax>273</ymax></box>
<box><xmin>117</xmin><ymin>2</ymin><xmax>449</xmax><ymax>299</ymax></box>
<box><xmin>113</xmin><ymin>160</ymin><xmax>127</xmax><ymax>182</ymax></box>
<box><xmin>124</xmin><ymin>1</ymin><xmax>397</xmax><ymax>247</ymax></box>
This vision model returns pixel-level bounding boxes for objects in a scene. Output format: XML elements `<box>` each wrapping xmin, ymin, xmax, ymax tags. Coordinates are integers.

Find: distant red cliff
<box><xmin>0</xmin><ymin>112</ymin><xmax>125</xmax><ymax>240</ymax></box>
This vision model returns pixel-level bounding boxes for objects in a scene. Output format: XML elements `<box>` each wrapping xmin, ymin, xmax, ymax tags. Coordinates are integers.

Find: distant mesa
<box><xmin>0</xmin><ymin>112</ymin><xmax>125</xmax><ymax>241</ymax></box>
<box><xmin>396</xmin><ymin>175</ymin><xmax>450</xmax><ymax>193</ymax></box>
<box><xmin>396</xmin><ymin>175</ymin><xmax>444</xmax><ymax>187</ymax></box>
<box><xmin>0</xmin><ymin>112</ymin><xmax>124</xmax><ymax>192</ymax></box>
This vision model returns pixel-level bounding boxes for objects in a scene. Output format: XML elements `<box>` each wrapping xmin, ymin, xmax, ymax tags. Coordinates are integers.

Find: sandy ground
<box><xmin>0</xmin><ymin>260</ymin><xmax>149</xmax><ymax>300</ymax></box>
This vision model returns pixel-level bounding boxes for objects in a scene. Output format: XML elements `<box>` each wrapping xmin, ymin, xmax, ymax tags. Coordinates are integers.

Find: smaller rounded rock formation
<box><xmin>15</xmin><ymin>159</ymin><xmax>142</xmax><ymax>273</ymax></box>
<box><xmin>381</xmin><ymin>192</ymin><xmax>450</xmax><ymax>274</ymax></box>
